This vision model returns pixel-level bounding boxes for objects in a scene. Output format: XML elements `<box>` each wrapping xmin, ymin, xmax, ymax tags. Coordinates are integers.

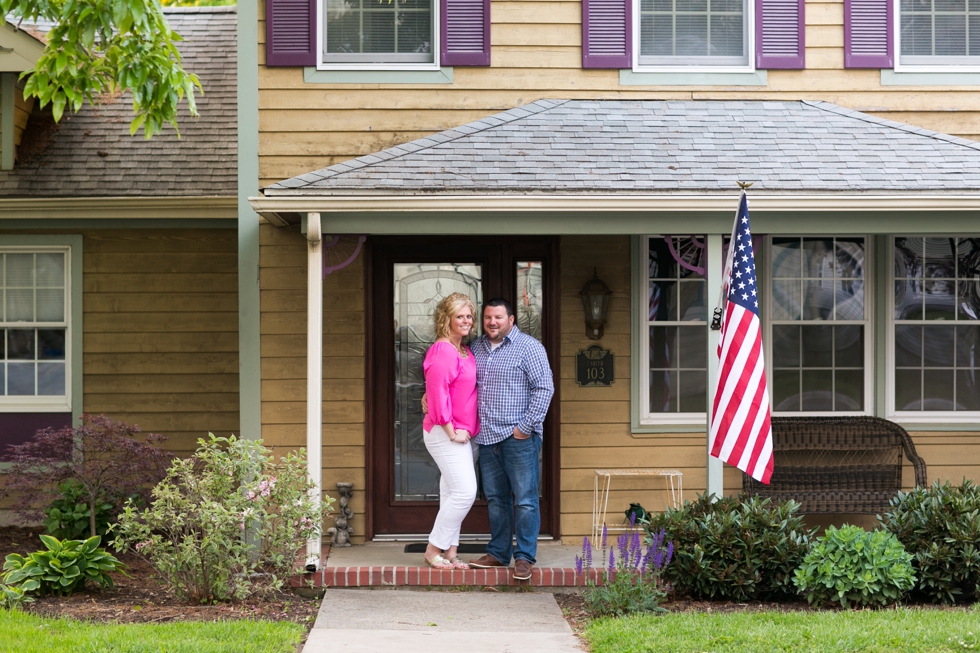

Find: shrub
<box><xmin>2</xmin><ymin>535</ymin><xmax>125</xmax><ymax>596</ymax></box>
<box><xmin>0</xmin><ymin>414</ymin><xmax>170</xmax><ymax>538</ymax></box>
<box><xmin>43</xmin><ymin>479</ymin><xmax>115</xmax><ymax>540</ymax></box>
<box><xmin>646</xmin><ymin>493</ymin><xmax>815</xmax><ymax>602</ymax></box>
<box><xmin>113</xmin><ymin>434</ymin><xmax>328</xmax><ymax>603</ymax></box>
<box><xmin>879</xmin><ymin>479</ymin><xmax>980</xmax><ymax>604</ymax></box>
<box><xmin>575</xmin><ymin>520</ymin><xmax>673</xmax><ymax>617</ymax></box>
<box><xmin>793</xmin><ymin>525</ymin><xmax>916</xmax><ymax>608</ymax></box>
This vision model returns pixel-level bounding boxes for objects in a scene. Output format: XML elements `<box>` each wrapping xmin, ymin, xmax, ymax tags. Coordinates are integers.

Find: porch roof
<box><xmin>264</xmin><ymin>99</ymin><xmax>980</xmax><ymax>196</ymax></box>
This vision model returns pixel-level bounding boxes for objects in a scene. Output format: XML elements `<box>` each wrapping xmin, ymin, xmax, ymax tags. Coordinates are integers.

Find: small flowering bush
<box><xmin>575</xmin><ymin>518</ymin><xmax>673</xmax><ymax>617</ymax></box>
<box><xmin>113</xmin><ymin>434</ymin><xmax>330</xmax><ymax>603</ymax></box>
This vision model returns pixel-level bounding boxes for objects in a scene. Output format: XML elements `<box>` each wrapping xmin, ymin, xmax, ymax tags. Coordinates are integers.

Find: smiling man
<box><xmin>465</xmin><ymin>298</ymin><xmax>554</xmax><ymax>581</ymax></box>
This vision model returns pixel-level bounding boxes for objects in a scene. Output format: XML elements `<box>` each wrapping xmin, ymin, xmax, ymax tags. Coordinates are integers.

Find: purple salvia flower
<box><xmin>665</xmin><ymin>540</ymin><xmax>674</xmax><ymax>566</ymax></box>
<box><xmin>608</xmin><ymin>547</ymin><xmax>615</xmax><ymax>573</ymax></box>
<box><xmin>641</xmin><ymin>547</ymin><xmax>652</xmax><ymax>573</ymax></box>
<box><xmin>629</xmin><ymin>511</ymin><xmax>637</xmax><ymax>528</ymax></box>
<box><xmin>617</xmin><ymin>533</ymin><xmax>628</xmax><ymax>560</ymax></box>
<box><xmin>584</xmin><ymin>536</ymin><xmax>592</xmax><ymax>569</ymax></box>
<box><xmin>601</xmin><ymin>524</ymin><xmax>608</xmax><ymax>549</ymax></box>
<box><xmin>575</xmin><ymin>555</ymin><xmax>583</xmax><ymax>576</ymax></box>
<box><xmin>629</xmin><ymin>531</ymin><xmax>642</xmax><ymax>570</ymax></box>
<box><xmin>652</xmin><ymin>544</ymin><xmax>663</xmax><ymax>571</ymax></box>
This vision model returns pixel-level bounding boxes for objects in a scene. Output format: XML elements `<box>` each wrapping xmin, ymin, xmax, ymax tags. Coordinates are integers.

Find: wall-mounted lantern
<box><xmin>579</xmin><ymin>268</ymin><xmax>612</xmax><ymax>340</ymax></box>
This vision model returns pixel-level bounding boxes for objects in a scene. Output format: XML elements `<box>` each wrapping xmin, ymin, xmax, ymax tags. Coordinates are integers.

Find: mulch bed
<box><xmin>0</xmin><ymin>526</ymin><xmax>321</xmax><ymax>627</ymax></box>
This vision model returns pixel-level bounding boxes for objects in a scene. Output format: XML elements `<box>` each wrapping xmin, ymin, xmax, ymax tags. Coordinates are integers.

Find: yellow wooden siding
<box><xmin>0</xmin><ymin>85</ymin><xmax>34</xmax><ymax>165</ymax></box>
<box><xmin>256</xmin><ymin>0</ymin><xmax>980</xmax><ymax>185</ymax></box>
<box><xmin>558</xmin><ymin>236</ymin><xmax>742</xmax><ymax>539</ymax></box>
<box><xmin>82</xmin><ymin>230</ymin><xmax>240</xmax><ymax>458</ymax></box>
<box><xmin>258</xmin><ymin>224</ymin><xmax>367</xmax><ymax>543</ymax></box>
<box><xmin>2</xmin><ymin>228</ymin><xmax>240</xmax><ymax>459</ymax></box>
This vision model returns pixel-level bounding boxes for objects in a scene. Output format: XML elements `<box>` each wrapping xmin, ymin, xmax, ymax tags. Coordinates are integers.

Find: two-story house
<box><xmin>237</xmin><ymin>0</ymin><xmax>980</xmax><ymax>550</ymax></box>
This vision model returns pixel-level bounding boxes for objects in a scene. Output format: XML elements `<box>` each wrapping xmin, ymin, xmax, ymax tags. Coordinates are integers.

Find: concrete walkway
<box><xmin>302</xmin><ymin>588</ymin><xmax>587</xmax><ymax>653</ymax></box>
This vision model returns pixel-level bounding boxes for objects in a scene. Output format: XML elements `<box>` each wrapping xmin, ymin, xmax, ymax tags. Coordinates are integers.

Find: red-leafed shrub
<box><xmin>0</xmin><ymin>414</ymin><xmax>170</xmax><ymax>537</ymax></box>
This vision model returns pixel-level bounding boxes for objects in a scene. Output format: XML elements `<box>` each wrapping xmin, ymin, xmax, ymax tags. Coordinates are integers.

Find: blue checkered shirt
<box><xmin>470</xmin><ymin>326</ymin><xmax>555</xmax><ymax>446</ymax></box>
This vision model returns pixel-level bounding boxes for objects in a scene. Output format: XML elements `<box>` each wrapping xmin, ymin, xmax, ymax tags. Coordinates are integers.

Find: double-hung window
<box><xmin>766</xmin><ymin>237</ymin><xmax>872</xmax><ymax>414</ymax></box>
<box><xmin>321</xmin><ymin>0</ymin><xmax>437</xmax><ymax>68</ymax></box>
<box><xmin>890</xmin><ymin>237</ymin><xmax>980</xmax><ymax>417</ymax></box>
<box><xmin>0</xmin><ymin>248</ymin><xmax>71</xmax><ymax>412</ymax></box>
<box><xmin>637</xmin><ymin>0</ymin><xmax>752</xmax><ymax>68</ymax></box>
<box><xmin>640</xmin><ymin>236</ymin><xmax>708</xmax><ymax>425</ymax></box>
<box><xmin>897</xmin><ymin>0</ymin><xmax>980</xmax><ymax>69</ymax></box>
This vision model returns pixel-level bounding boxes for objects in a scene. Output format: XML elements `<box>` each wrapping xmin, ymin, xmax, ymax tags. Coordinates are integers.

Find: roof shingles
<box><xmin>0</xmin><ymin>7</ymin><xmax>236</xmax><ymax>198</ymax></box>
<box><xmin>266</xmin><ymin>99</ymin><xmax>980</xmax><ymax>196</ymax></box>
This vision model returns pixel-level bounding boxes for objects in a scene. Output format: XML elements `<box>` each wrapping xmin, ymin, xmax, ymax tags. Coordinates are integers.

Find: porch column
<box><xmin>306</xmin><ymin>213</ymin><xmax>323</xmax><ymax>569</ymax></box>
<box><xmin>705</xmin><ymin>234</ymin><xmax>724</xmax><ymax>498</ymax></box>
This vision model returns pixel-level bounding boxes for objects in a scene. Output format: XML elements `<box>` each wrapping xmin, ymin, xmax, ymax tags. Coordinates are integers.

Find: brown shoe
<box><xmin>513</xmin><ymin>559</ymin><xmax>533</xmax><ymax>581</ymax></box>
<box><xmin>468</xmin><ymin>554</ymin><xmax>506</xmax><ymax>568</ymax></box>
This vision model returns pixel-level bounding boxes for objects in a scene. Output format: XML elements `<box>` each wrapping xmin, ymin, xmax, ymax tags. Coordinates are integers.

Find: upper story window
<box><xmin>322</xmin><ymin>0</ymin><xmax>437</xmax><ymax>67</ymax></box>
<box><xmin>898</xmin><ymin>0</ymin><xmax>980</xmax><ymax>68</ymax></box>
<box><xmin>0</xmin><ymin>248</ymin><xmax>71</xmax><ymax>411</ymax></box>
<box><xmin>890</xmin><ymin>237</ymin><xmax>980</xmax><ymax>417</ymax></box>
<box><xmin>637</xmin><ymin>0</ymin><xmax>751</xmax><ymax>68</ymax></box>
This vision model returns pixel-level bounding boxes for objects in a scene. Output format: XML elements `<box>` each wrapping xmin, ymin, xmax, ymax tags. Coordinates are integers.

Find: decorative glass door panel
<box><xmin>393</xmin><ymin>264</ymin><xmax>482</xmax><ymax>502</ymax></box>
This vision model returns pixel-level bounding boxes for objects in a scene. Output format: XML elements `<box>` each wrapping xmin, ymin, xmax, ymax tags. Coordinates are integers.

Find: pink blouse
<box><xmin>422</xmin><ymin>341</ymin><xmax>479</xmax><ymax>437</ymax></box>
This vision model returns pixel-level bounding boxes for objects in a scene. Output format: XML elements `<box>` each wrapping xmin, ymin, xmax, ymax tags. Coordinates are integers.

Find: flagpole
<box><xmin>705</xmin><ymin>233</ymin><xmax>725</xmax><ymax>499</ymax></box>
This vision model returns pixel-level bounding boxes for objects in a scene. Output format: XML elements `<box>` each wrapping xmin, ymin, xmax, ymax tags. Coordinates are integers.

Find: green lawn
<box><xmin>0</xmin><ymin>610</ymin><xmax>304</xmax><ymax>653</ymax></box>
<box><xmin>586</xmin><ymin>607</ymin><xmax>980</xmax><ymax>653</ymax></box>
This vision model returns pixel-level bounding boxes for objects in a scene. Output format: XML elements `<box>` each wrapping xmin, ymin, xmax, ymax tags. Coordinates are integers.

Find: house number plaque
<box><xmin>576</xmin><ymin>345</ymin><xmax>614</xmax><ymax>387</ymax></box>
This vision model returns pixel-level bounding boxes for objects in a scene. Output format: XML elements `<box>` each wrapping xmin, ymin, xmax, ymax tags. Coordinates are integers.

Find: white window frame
<box><xmin>0</xmin><ymin>246</ymin><xmax>72</xmax><ymax>413</ymax></box>
<box><xmin>637</xmin><ymin>235</ymin><xmax>709</xmax><ymax>427</ymax></box>
<box><xmin>894</xmin><ymin>0</ymin><xmax>980</xmax><ymax>73</ymax></box>
<box><xmin>317</xmin><ymin>0</ymin><xmax>441</xmax><ymax>71</ymax></box>
<box><xmin>632</xmin><ymin>0</ymin><xmax>756</xmax><ymax>73</ymax></box>
<box><xmin>886</xmin><ymin>235</ymin><xmax>980</xmax><ymax>423</ymax></box>
<box><xmin>762</xmin><ymin>236</ymin><xmax>875</xmax><ymax>418</ymax></box>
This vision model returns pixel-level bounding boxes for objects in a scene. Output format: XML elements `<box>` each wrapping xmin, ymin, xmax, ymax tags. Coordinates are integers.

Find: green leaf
<box><xmin>39</xmin><ymin>535</ymin><xmax>61</xmax><ymax>552</ymax></box>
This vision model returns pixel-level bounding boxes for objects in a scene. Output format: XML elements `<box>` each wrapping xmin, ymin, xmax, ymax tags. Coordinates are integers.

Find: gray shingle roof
<box><xmin>265</xmin><ymin>99</ymin><xmax>980</xmax><ymax>195</ymax></box>
<box><xmin>0</xmin><ymin>7</ymin><xmax>236</xmax><ymax>198</ymax></box>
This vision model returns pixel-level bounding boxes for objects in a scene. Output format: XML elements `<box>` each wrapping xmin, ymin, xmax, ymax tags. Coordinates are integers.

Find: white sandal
<box><xmin>424</xmin><ymin>554</ymin><xmax>453</xmax><ymax>569</ymax></box>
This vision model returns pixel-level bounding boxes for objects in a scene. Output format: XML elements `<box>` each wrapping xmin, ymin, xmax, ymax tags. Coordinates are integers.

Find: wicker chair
<box><xmin>743</xmin><ymin>416</ymin><xmax>928</xmax><ymax>514</ymax></box>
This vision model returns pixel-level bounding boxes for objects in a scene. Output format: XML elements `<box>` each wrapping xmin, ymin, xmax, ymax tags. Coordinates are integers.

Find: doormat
<box><xmin>403</xmin><ymin>543</ymin><xmax>487</xmax><ymax>554</ymax></box>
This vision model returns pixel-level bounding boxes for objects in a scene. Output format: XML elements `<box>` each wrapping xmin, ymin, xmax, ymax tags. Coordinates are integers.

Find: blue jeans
<box><xmin>479</xmin><ymin>434</ymin><xmax>541</xmax><ymax>565</ymax></box>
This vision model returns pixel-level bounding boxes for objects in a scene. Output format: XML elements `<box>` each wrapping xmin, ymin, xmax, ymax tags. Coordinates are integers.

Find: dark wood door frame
<box><xmin>364</xmin><ymin>236</ymin><xmax>561</xmax><ymax>540</ymax></box>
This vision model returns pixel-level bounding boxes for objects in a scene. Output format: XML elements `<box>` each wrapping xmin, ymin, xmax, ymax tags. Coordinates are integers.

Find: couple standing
<box><xmin>421</xmin><ymin>293</ymin><xmax>554</xmax><ymax>581</ymax></box>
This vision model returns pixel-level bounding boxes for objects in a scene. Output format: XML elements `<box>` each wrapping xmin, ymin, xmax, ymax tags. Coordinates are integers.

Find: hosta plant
<box><xmin>0</xmin><ymin>584</ymin><xmax>33</xmax><ymax>610</ymax></box>
<box><xmin>793</xmin><ymin>525</ymin><xmax>916</xmax><ymax>608</ymax></box>
<box><xmin>2</xmin><ymin>535</ymin><xmax>125</xmax><ymax>596</ymax></box>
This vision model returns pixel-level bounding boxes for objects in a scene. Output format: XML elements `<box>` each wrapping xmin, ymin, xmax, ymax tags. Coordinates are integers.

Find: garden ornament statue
<box><xmin>326</xmin><ymin>482</ymin><xmax>354</xmax><ymax>547</ymax></box>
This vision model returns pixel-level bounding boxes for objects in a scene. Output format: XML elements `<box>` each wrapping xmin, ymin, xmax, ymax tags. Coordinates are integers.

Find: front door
<box><xmin>368</xmin><ymin>237</ymin><xmax>560</xmax><ymax>538</ymax></box>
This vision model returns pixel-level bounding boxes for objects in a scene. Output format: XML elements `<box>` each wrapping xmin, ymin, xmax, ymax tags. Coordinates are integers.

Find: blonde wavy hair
<box><xmin>433</xmin><ymin>293</ymin><xmax>477</xmax><ymax>340</ymax></box>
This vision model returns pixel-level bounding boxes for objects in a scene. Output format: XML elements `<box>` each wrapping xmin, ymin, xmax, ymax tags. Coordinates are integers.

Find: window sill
<box><xmin>631</xmin><ymin>421</ymin><xmax>708</xmax><ymax>436</ymax></box>
<box><xmin>304</xmin><ymin>67</ymin><xmax>454</xmax><ymax>85</ymax></box>
<box><xmin>0</xmin><ymin>402</ymin><xmax>72</xmax><ymax>413</ymax></box>
<box><xmin>621</xmin><ymin>69</ymin><xmax>767</xmax><ymax>86</ymax></box>
<box><xmin>882</xmin><ymin>70</ymin><xmax>980</xmax><ymax>85</ymax></box>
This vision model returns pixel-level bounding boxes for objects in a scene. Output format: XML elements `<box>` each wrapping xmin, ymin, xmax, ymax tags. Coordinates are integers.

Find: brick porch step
<box><xmin>293</xmin><ymin>566</ymin><xmax>599</xmax><ymax>588</ymax></box>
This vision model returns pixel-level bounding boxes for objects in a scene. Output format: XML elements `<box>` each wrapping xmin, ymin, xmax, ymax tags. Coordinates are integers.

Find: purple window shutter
<box><xmin>266</xmin><ymin>0</ymin><xmax>316</xmax><ymax>67</ymax></box>
<box><xmin>755</xmin><ymin>0</ymin><xmax>805</xmax><ymax>69</ymax></box>
<box><xmin>582</xmin><ymin>0</ymin><xmax>631</xmax><ymax>69</ymax></box>
<box><xmin>442</xmin><ymin>0</ymin><xmax>491</xmax><ymax>66</ymax></box>
<box><xmin>845</xmin><ymin>0</ymin><xmax>893</xmax><ymax>68</ymax></box>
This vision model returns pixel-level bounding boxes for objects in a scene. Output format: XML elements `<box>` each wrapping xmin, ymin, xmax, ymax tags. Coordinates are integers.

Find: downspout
<box><xmin>306</xmin><ymin>213</ymin><xmax>323</xmax><ymax>570</ymax></box>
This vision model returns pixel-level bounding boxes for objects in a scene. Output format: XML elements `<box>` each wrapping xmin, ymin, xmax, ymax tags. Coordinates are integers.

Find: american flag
<box><xmin>709</xmin><ymin>192</ymin><xmax>774</xmax><ymax>484</ymax></box>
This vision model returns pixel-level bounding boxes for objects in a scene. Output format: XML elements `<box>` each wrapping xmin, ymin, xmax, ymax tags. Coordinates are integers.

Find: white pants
<box><xmin>423</xmin><ymin>427</ymin><xmax>478</xmax><ymax>550</ymax></box>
